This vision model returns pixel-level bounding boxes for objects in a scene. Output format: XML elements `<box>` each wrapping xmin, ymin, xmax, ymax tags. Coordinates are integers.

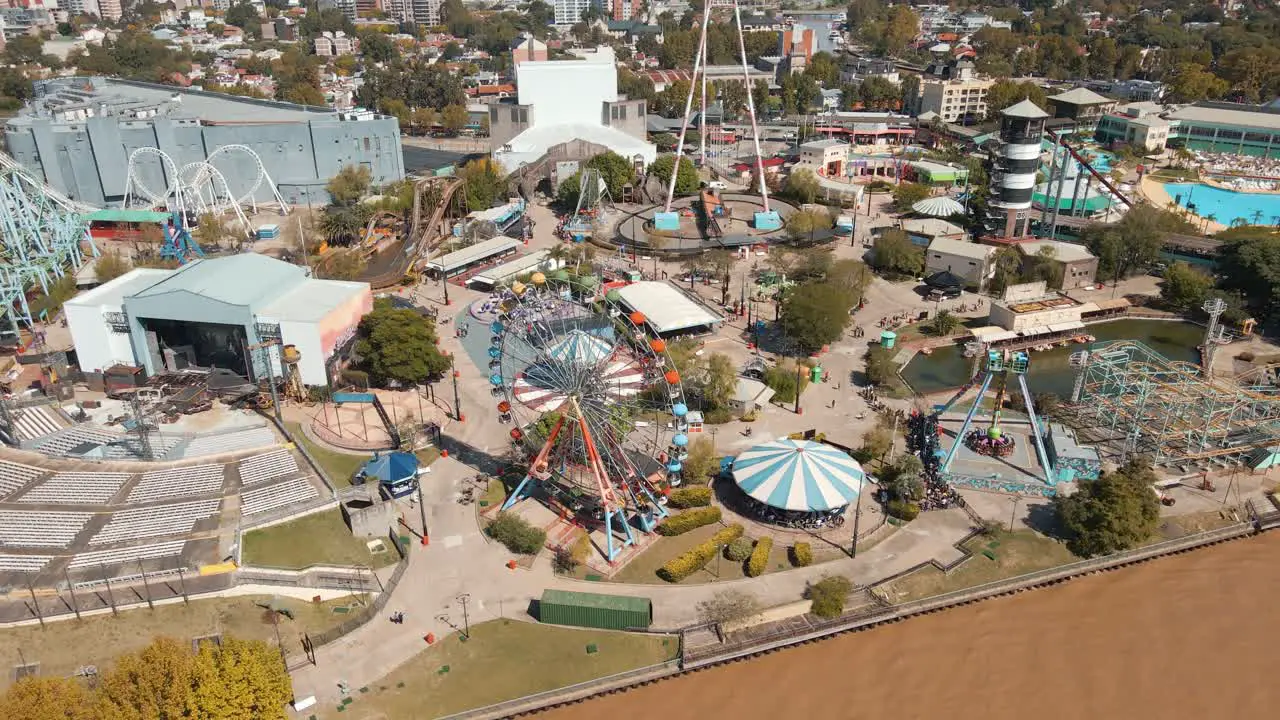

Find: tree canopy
<box><xmin>356</xmin><ymin>299</ymin><xmax>452</xmax><ymax>386</ymax></box>
<box><xmin>1053</xmin><ymin>459</ymin><xmax>1161</xmax><ymax>557</ymax></box>
<box><xmin>870</xmin><ymin>228</ymin><xmax>924</xmax><ymax>278</ymax></box>
<box><xmin>649</xmin><ymin>155</ymin><xmax>699</xmax><ymax>195</ymax></box>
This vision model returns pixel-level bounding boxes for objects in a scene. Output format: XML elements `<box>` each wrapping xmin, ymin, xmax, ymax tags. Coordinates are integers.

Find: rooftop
<box><xmin>1019</xmin><ymin>240</ymin><xmax>1096</xmax><ymax>263</ymax></box>
<box><xmin>132</xmin><ymin>254</ymin><xmax>307</xmax><ymax>308</ymax></box>
<box><xmin>1166</xmin><ymin>103</ymin><xmax>1280</xmax><ymax>132</ymax></box>
<box><xmin>427</xmin><ymin>236</ymin><xmax>522</xmax><ymax>274</ymax></box>
<box><xmin>926</xmin><ymin>236</ymin><xmax>990</xmax><ymax>259</ymax></box>
<box><xmin>801</xmin><ymin>138</ymin><xmax>849</xmax><ymax>150</ymax></box>
<box><xmin>615</xmin><ymin>282</ymin><xmax>722</xmax><ymax>334</ymax></box>
<box><xmin>10</xmin><ymin>77</ymin><xmax>336</xmax><ymax>126</ymax></box>
<box><xmin>1049</xmin><ymin>87</ymin><xmax>1114</xmax><ymax>106</ymax></box>
<box><xmin>258</xmin><ymin>276</ymin><xmax>370</xmax><ymax>323</ymax></box>
<box><xmin>65</xmin><ymin>268</ymin><xmax>173</xmax><ymax>309</ymax></box>
<box><xmin>1002</xmin><ymin>99</ymin><xmax>1050</xmax><ymax>119</ymax></box>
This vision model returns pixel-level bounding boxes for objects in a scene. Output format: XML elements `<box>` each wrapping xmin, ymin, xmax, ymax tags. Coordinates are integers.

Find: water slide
<box><xmin>1045</xmin><ymin>131</ymin><xmax>1133</xmax><ymax>208</ymax></box>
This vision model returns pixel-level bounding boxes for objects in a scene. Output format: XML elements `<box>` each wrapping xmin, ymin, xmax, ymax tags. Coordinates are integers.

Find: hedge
<box><xmin>790</xmin><ymin>541</ymin><xmax>813</xmax><ymax>567</ymax></box>
<box><xmin>725</xmin><ymin>536</ymin><xmax>754</xmax><ymax>562</ymax></box>
<box><xmin>658</xmin><ymin>524</ymin><xmax>744</xmax><ymax>582</ymax></box>
<box><xmin>668</xmin><ymin>486</ymin><xmax>712</xmax><ymax>509</ymax></box>
<box><xmin>746</xmin><ymin>536</ymin><xmax>773</xmax><ymax>577</ymax></box>
<box><xmin>887</xmin><ymin>499</ymin><xmax>921</xmax><ymax>521</ymax></box>
<box><xmin>657</xmin><ymin>506</ymin><xmax>722</xmax><ymax>535</ymax></box>
<box><xmin>487</xmin><ymin>512</ymin><xmax>547</xmax><ymax>554</ymax></box>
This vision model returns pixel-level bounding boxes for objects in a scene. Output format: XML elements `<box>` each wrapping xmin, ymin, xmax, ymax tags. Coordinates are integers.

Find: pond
<box><xmin>899</xmin><ymin>319</ymin><xmax>1204</xmax><ymax>399</ymax></box>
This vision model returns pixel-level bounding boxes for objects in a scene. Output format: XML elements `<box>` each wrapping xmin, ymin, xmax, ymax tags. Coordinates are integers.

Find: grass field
<box><xmin>882</xmin><ymin>529</ymin><xmax>1076</xmax><ymax>603</ymax></box>
<box><xmin>287</xmin><ymin>421</ymin><xmax>367</xmax><ymax>486</ymax></box>
<box><xmin>325</xmin><ymin>620</ymin><xmax>677</xmax><ymax>719</ymax></box>
<box><xmin>0</xmin><ymin>593</ymin><xmax>366</xmax><ymax>689</ymax></box>
<box><xmin>242</xmin><ymin>509</ymin><xmax>400</xmax><ymax>570</ymax></box>
<box><xmin>610</xmin><ymin>523</ymin><xmax>790</xmax><ymax>585</ymax></box>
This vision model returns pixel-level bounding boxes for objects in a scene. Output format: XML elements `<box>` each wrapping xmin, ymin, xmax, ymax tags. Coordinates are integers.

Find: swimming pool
<box><xmin>1162</xmin><ymin>182</ymin><xmax>1280</xmax><ymax>227</ymax></box>
<box><xmin>1041</xmin><ymin>142</ymin><xmax>1113</xmax><ymax>173</ymax></box>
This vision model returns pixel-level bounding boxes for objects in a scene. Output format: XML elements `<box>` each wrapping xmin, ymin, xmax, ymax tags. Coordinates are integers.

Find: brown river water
<box><xmin>547</xmin><ymin>533</ymin><xmax>1280</xmax><ymax>720</ymax></box>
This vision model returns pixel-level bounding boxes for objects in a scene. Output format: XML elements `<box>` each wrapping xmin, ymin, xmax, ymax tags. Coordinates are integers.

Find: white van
<box><xmin>706</xmin><ymin>180</ymin><xmax>727</xmax><ymax>190</ymax></box>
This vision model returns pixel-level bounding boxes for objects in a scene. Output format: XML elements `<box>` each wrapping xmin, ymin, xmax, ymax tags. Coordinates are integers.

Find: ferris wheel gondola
<box><xmin>493</xmin><ymin>275</ymin><xmax>692</xmax><ymax>562</ymax></box>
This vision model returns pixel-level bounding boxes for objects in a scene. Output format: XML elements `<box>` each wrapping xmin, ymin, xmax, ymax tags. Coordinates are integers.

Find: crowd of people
<box><xmin>742</xmin><ymin>495</ymin><xmax>847</xmax><ymax>530</ymax></box>
<box><xmin>907</xmin><ymin>409</ymin><xmax>961</xmax><ymax>512</ymax></box>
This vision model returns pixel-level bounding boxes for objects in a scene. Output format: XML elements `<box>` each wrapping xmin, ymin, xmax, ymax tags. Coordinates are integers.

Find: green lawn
<box><xmin>330</xmin><ymin>620</ymin><xmax>677</xmax><ymax>719</ymax></box>
<box><xmin>881</xmin><ymin>529</ymin><xmax>1075</xmax><ymax>603</ymax></box>
<box><xmin>286</xmin><ymin>421</ymin><xmax>368</xmax><ymax>486</ymax></box>
<box><xmin>242</xmin><ymin>509</ymin><xmax>400</xmax><ymax>570</ymax></box>
<box><xmin>0</xmin><ymin>594</ymin><xmax>366</xmax><ymax>689</ymax></box>
<box><xmin>610</xmin><ymin>523</ymin><xmax>790</xmax><ymax>585</ymax></box>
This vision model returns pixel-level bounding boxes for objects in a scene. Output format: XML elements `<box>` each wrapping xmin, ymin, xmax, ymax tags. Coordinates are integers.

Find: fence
<box><xmin>436</xmin><ymin>661</ymin><xmax>681</xmax><ymax>720</ymax></box>
<box><xmin>303</xmin><ymin>544</ymin><xmax>410</xmax><ymax>651</ymax></box>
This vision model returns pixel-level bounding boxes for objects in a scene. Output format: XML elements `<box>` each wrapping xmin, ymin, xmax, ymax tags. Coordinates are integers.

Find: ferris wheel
<box><xmin>493</xmin><ymin>275</ymin><xmax>693</xmax><ymax>562</ymax></box>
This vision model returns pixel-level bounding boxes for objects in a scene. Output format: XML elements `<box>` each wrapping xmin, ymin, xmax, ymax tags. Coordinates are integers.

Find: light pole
<box><xmin>456</xmin><ymin>593</ymin><xmax>472</xmax><ymax>639</ymax></box>
<box><xmin>451</xmin><ymin>369</ymin><xmax>463</xmax><ymax>422</ymax></box>
<box><xmin>850</xmin><ymin>469</ymin><xmax>866</xmax><ymax>558</ymax></box>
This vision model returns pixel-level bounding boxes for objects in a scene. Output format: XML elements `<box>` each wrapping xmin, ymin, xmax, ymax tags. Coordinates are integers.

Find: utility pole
<box><xmin>99</xmin><ymin>563</ymin><xmax>118</xmax><ymax>617</ymax></box>
<box><xmin>794</xmin><ymin>362</ymin><xmax>803</xmax><ymax>415</ymax></box>
<box><xmin>451</xmin><ymin>369</ymin><xmax>463</xmax><ymax>422</ymax></box>
<box><xmin>63</xmin><ymin>568</ymin><xmax>81</xmax><ymax>620</ymax></box>
<box><xmin>417</xmin><ymin>479</ymin><xmax>430</xmax><ymax>545</ymax></box>
<box><xmin>138</xmin><ymin>560</ymin><xmax>154</xmax><ymax>610</ymax></box>
<box><xmin>850</xmin><ymin>469</ymin><xmax>866</xmax><ymax>558</ymax></box>
<box><xmin>25</xmin><ymin>575</ymin><xmax>44</xmax><ymax>629</ymax></box>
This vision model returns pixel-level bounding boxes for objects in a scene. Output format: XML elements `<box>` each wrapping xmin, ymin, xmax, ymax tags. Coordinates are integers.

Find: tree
<box><xmin>859</xmin><ymin>76</ymin><xmax>900</xmax><ymax>111</ymax></box>
<box><xmin>326</xmin><ymin>164</ymin><xmax>372</xmax><ymax>207</ymax></box>
<box><xmin>786</xmin><ymin>208</ymin><xmax>832</xmax><ymax>244</ymax></box>
<box><xmin>782</xmin><ymin>168</ymin><xmax>821</xmax><ymax>204</ymax></box>
<box><xmin>891</xmin><ymin>182</ymin><xmax>930</xmax><ymax>212</ymax></box>
<box><xmin>187</xmin><ymin>637</ymin><xmax>292</xmax><ymax>718</ymax></box>
<box><xmin>5</xmin><ymin>35</ymin><xmax>45</xmax><ymax>65</ymax></box>
<box><xmin>1166</xmin><ymin>62</ymin><xmax>1230</xmax><ymax>103</ymax></box>
<box><xmin>1081</xmin><ymin>206</ymin><xmax>1190</xmax><ymax>281</ymax></box>
<box><xmin>316</xmin><ymin>248</ymin><xmax>367</xmax><ymax>280</ymax></box>
<box><xmin>681</xmin><ymin>435</ymin><xmax>718</xmax><ymax>484</ymax></box>
<box><xmin>929</xmin><ymin>309</ymin><xmax>961</xmax><ymax>336</ymax></box>
<box><xmin>870</xmin><ymin>228</ymin><xmax>924</xmax><ymax>277</ymax></box>
<box><xmin>651</xmin><ymin>132</ymin><xmax>678</xmax><ymax>152</ymax></box>
<box><xmin>224</xmin><ymin>2</ymin><xmax>261</xmax><ymax>36</ymax></box>
<box><xmin>984</xmin><ymin>79</ymin><xmax>1048</xmax><ymax>118</ymax></box>
<box><xmin>856</xmin><ymin>425</ymin><xmax>893</xmax><ymax>463</ymax></box>
<box><xmin>441</xmin><ymin>104</ymin><xmax>470</xmax><ymax>134</ymax></box>
<box><xmin>702</xmin><ymin>352</ymin><xmax>737</xmax><ymax>411</ymax></box>
<box><xmin>193</xmin><ymin>213</ymin><xmax>229</xmax><ymax>251</ymax></box>
<box><xmin>458</xmin><ymin>157</ymin><xmax>506</xmax><ymax>210</ymax></box>
<box><xmin>356</xmin><ymin>299</ymin><xmax>452</xmax><ymax>386</ymax></box>
<box><xmin>0</xmin><ymin>677</ymin><xmax>96</xmax><ymax>720</ymax></box>
<box><xmin>556</xmin><ymin>172</ymin><xmax>582</xmax><ymax>208</ymax></box>
<box><xmin>751</xmin><ymin>79</ymin><xmax>770</xmax><ymax>115</ymax></box>
<box><xmin>95</xmin><ymin>252</ymin><xmax>133</xmax><ymax>283</ymax></box>
<box><xmin>780</xmin><ymin>282</ymin><xmax>854</xmax><ymax>353</ymax></box>
<box><xmin>649</xmin><ymin>155</ymin><xmax>699</xmax><ymax>195</ymax></box>
<box><xmin>410</xmin><ymin>107</ymin><xmax>438</xmax><ymax>135</ymax></box>
<box><xmin>359</xmin><ymin>30</ymin><xmax>395</xmax><ymax>63</ymax></box>
<box><xmin>804</xmin><ymin>51</ymin><xmax>840</xmax><ymax>86</ymax></box>
<box><xmin>95</xmin><ymin>637</ymin><xmax>200</xmax><ymax>718</ymax></box>
<box><xmin>827</xmin><ymin>259</ymin><xmax>873</xmax><ymax>305</ymax></box>
<box><xmin>1216</xmin><ymin>231</ymin><xmax>1280</xmax><ymax>323</ymax></box>
<box><xmin>705</xmin><ymin>249</ymin><xmax>735</xmax><ymax>305</ymax></box>
<box><xmin>989</xmin><ymin>246</ymin><xmax>1022</xmax><ymax>297</ymax></box>
<box><xmin>697</xmin><ymin>589</ymin><xmax>760</xmax><ymax>626</ymax></box>
<box><xmin>1053</xmin><ymin>459</ymin><xmax>1161</xmax><ymax>557</ymax></box>
<box><xmin>318</xmin><ymin>206</ymin><xmax>368</xmax><ymax>246</ymax></box>
<box><xmin>585</xmin><ymin>151</ymin><xmax>636</xmax><ymax>199</ymax></box>
<box><xmin>714</xmin><ymin>80</ymin><xmax>748</xmax><ymax>120</ymax></box>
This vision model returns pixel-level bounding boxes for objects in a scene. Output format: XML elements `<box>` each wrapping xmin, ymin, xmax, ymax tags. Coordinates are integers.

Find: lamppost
<box><xmin>850</xmin><ymin>469</ymin><xmax>866</xmax><ymax>557</ymax></box>
<box><xmin>456</xmin><ymin>593</ymin><xmax>472</xmax><ymax>639</ymax></box>
<box><xmin>452</xmin><ymin>368</ymin><xmax>463</xmax><ymax>422</ymax></box>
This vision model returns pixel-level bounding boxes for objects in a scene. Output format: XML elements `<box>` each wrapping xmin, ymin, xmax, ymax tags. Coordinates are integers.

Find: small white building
<box><xmin>730</xmin><ymin>377</ymin><xmax>776</xmax><ymax>414</ymax></box>
<box><xmin>925</xmin><ymin>237</ymin><xmax>997</xmax><ymax>289</ymax></box>
<box><xmin>614</xmin><ymin>281</ymin><xmax>722</xmax><ymax>337</ymax></box>
<box><xmin>797</xmin><ymin>138</ymin><xmax>849</xmax><ymax>178</ymax></box>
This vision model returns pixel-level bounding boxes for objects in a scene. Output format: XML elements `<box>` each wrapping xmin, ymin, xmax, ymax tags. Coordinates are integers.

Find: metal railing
<box><xmin>435</xmin><ymin>661</ymin><xmax>681</xmax><ymax>720</ymax></box>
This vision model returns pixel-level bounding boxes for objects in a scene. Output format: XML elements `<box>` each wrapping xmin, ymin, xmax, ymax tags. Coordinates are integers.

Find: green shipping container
<box><xmin>538</xmin><ymin>589</ymin><xmax>652</xmax><ymax>631</ymax></box>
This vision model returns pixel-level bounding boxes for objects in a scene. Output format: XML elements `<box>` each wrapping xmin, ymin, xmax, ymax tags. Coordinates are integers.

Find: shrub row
<box><xmin>657</xmin><ymin>506</ymin><xmax>722</xmax><ymax>535</ymax></box>
<box><xmin>668</xmin><ymin>486</ymin><xmax>712</xmax><ymax>509</ymax></box>
<box><xmin>746</xmin><ymin>536</ymin><xmax>773</xmax><ymax>578</ymax></box>
<box><xmin>807</xmin><ymin>575</ymin><xmax>854</xmax><ymax>619</ymax></box>
<box><xmin>658</xmin><ymin>524</ymin><xmax>744</xmax><ymax>582</ymax></box>
<box><xmin>790</xmin><ymin>541</ymin><xmax>813</xmax><ymax>567</ymax></box>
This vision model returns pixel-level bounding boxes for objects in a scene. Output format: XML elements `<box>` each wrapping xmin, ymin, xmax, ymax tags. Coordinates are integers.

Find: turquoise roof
<box><xmin>361</xmin><ymin>451</ymin><xmax>419</xmax><ymax>483</ymax></box>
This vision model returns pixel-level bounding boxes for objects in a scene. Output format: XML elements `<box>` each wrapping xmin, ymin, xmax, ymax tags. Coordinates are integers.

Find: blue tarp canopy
<box><xmin>360</xmin><ymin>452</ymin><xmax>419</xmax><ymax>484</ymax></box>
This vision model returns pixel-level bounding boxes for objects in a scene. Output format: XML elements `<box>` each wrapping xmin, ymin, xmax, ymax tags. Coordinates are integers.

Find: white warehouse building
<box><xmin>65</xmin><ymin>255</ymin><xmax>373</xmax><ymax>386</ymax></box>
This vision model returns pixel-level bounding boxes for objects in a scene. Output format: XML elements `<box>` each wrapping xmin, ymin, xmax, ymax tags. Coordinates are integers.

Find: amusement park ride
<box><xmin>939</xmin><ymin>348</ymin><xmax>1055</xmax><ymax>486</ymax></box>
<box><xmin>494</xmin><ymin>275</ymin><xmax>692</xmax><ymax>561</ymax></box>
<box><xmin>654</xmin><ymin>0</ymin><xmax>781</xmax><ymax>233</ymax></box>
<box><xmin>0</xmin><ymin>166</ymin><xmax>98</xmax><ymax>336</ymax></box>
<box><xmin>563</xmin><ymin>168</ymin><xmax>613</xmax><ymax>242</ymax></box>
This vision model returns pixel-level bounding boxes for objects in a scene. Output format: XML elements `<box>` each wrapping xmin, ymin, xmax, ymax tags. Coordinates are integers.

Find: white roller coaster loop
<box><xmin>123</xmin><ymin>147</ymin><xmax>183</xmax><ymax>210</ymax></box>
<box><xmin>204</xmin><ymin>144</ymin><xmax>289</xmax><ymax>214</ymax></box>
<box><xmin>177</xmin><ymin>161</ymin><xmax>251</xmax><ymax>234</ymax></box>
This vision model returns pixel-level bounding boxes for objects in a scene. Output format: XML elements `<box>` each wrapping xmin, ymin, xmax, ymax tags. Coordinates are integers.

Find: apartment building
<box><xmin>314</xmin><ymin>30</ymin><xmax>357</xmax><ymax>57</ymax></box>
<box><xmin>917</xmin><ymin>60</ymin><xmax>993</xmax><ymax>124</ymax></box>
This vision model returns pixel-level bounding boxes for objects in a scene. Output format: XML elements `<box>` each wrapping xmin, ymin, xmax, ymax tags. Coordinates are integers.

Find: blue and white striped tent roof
<box><xmin>731</xmin><ymin>438</ymin><xmax>867</xmax><ymax>512</ymax></box>
<box><xmin>547</xmin><ymin>330</ymin><xmax>611</xmax><ymax>366</ymax></box>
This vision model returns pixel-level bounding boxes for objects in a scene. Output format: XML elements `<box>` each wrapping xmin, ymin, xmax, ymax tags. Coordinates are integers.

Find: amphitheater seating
<box><xmin>90</xmin><ymin>498</ymin><xmax>221</xmax><ymax>545</ymax></box>
<box><xmin>0</xmin><ymin>459</ymin><xmax>46</xmax><ymax>500</ymax></box>
<box><xmin>16</xmin><ymin>472</ymin><xmax>132</xmax><ymax>505</ymax></box>
<box><xmin>0</xmin><ymin>510</ymin><xmax>93</xmax><ymax>547</ymax></box>
<box><xmin>0</xmin><ymin>554</ymin><xmax>53</xmax><ymax>572</ymax></box>
<box><xmin>181</xmin><ymin>427</ymin><xmax>277</xmax><ymax>459</ymax></box>
<box><xmin>238</xmin><ymin>449</ymin><xmax>299</xmax><ymax>487</ymax></box>
<box><xmin>127</xmin><ymin>464</ymin><xmax>226</xmax><ymax>503</ymax></box>
<box><xmin>241</xmin><ymin>477</ymin><xmax>319</xmax><ymax>516</ymax></box>
<box><xmin>67</xmin><ymin>540</ymin><xmax>187</xmax><ymax>570</ymax></box>
<box><xmin>32</xmin><ymin>426</ymin><xmax>183</xmax><ymax>460</ymax></box>
<box><xmin>12</xmin><ymin>405</ymin><xmax>64</xmax><ymax>441</ymax></box>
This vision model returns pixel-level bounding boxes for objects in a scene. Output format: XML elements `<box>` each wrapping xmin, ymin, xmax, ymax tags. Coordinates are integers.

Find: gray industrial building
<box><xmin>3</xmin><ymin>77</ymin><xmax>405</xmax><ymax>208</ymax></box>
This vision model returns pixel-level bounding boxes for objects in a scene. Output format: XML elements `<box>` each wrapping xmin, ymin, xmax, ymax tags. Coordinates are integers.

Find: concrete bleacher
<box><xmin>179</xmin><ymin>426</ymin><xmax>277</xmax><ymax>459</ymax></box>
<box><xmin>0</xmin><ymin>554</ymin><xmax>54</xmax><ymax>572</ymax></box>
<box><xmin>16</xmin><ymin>472</ymin><xmax>132</xmax><ymax>505</ymax></box>
<box><xmin>238</xmin><ymin>449</ymin><xmax>299</xmax><ymax>487</ymax></box>
<box><xmin>67</xmin><ymin>540</ymin><xmax>187</xmax><ymax>570</ymax></box>
<box><xmin>31</xmin><ymin>425</ymin><xmax>183</xmax><ymax>460</ymax></box>
<box><xmin>90</xmin><ymin>498</ymin><xmax>221</xmax><ymax>545</ymax></box>
<box><xmin>0</xmin><ymin>459</ymin><xmax>46</xmax><ymax>500</ymax></box>
<box><xmin>12</xmin><ymin>405</ymin><xmax>64</xmax><ymax>441</ymax></box>
<box><xmin>241</xmin><ymin>477</ymin><xmax>318</xmax><ymax>516</ymax></box>
<box><xmin>0</xmin><ymin>510</ymin><xmax>93</xmax><ymax>547</ymax></box>
<box><xmin>127</xmin><ymin>464</ymin><xmax>226</xmax><ymax>503</ymax></box>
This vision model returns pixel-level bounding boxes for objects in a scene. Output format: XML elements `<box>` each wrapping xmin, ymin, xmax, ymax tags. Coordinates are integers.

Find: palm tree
<box><xmin>680</xmin><ymin>256</ymin><xmax>705</xmax><ymax>289</ymax></box>
<box><xmin>1203</xmin><ymin>213</ymin><xmax>1217</xmax><ymax>233</ymax></box>
<box><xmin>706</xmin><ymin>249</ymin><xmax>735</xmax><ymax>305</ymax></box>
<box><xmin>1251</xmin><ymin>209</ymin><xmax>1264</xmax><ymax>226</ymax></box>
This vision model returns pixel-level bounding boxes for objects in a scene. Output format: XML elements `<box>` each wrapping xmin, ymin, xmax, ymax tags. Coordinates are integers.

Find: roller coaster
<box><xmin>1069</xmin><ymin>339</ymin><xmax>1280</xmax><ymax>466</ymax></box>
<box><xmin>353</xmin><ymin>175</ymin><xmax>466</xmax><ymax>289</ymax></box>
